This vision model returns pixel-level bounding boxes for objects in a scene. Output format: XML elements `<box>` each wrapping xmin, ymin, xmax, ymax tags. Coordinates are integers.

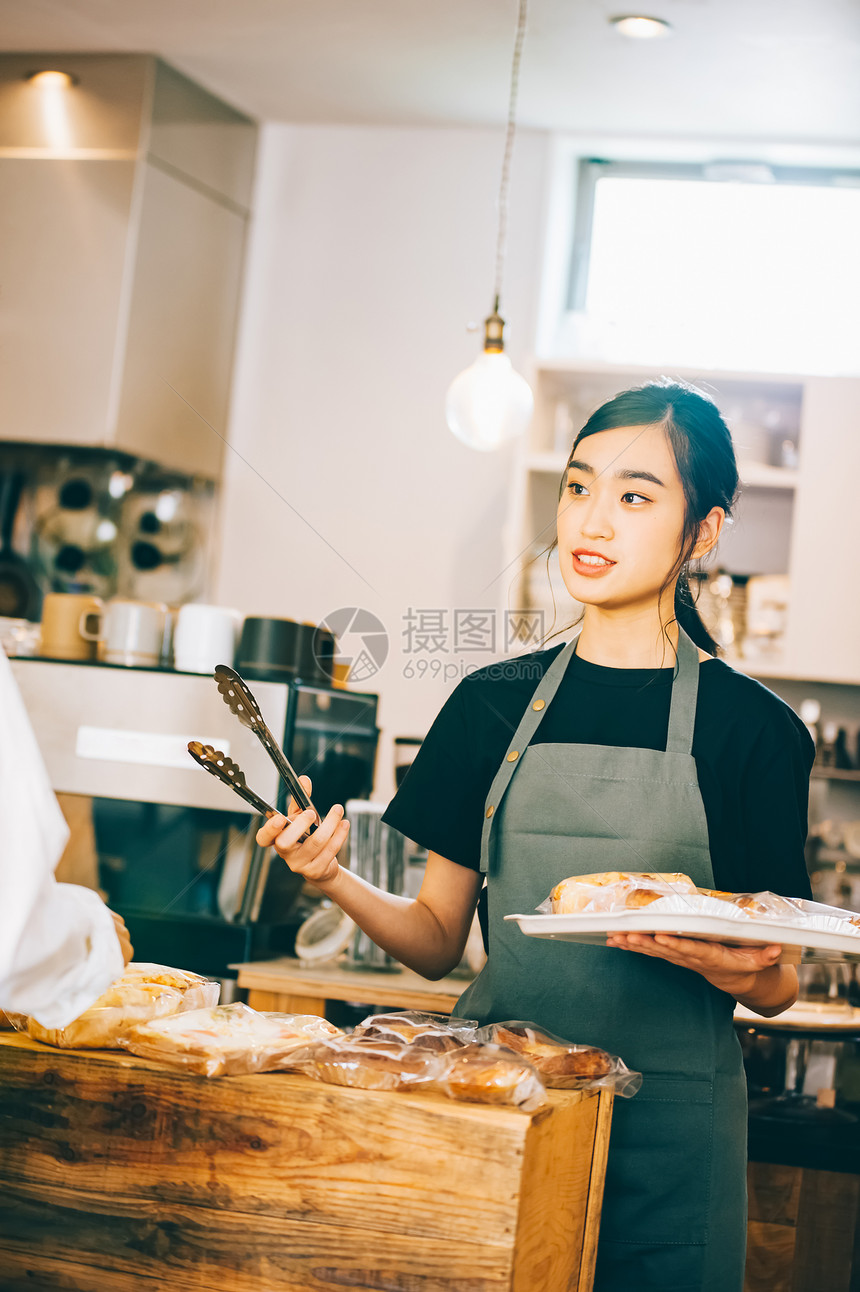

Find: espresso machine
<box><xmin>10</xmin><ymin>657</ymin><xmax>379</xmax><ymax>980</ymax></box>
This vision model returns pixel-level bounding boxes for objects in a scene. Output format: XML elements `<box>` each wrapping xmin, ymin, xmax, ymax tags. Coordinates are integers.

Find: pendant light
<box><xmin>445</xmin><ymin>0</ymin><xmax>534</xmax><ymax>452</ymax></box>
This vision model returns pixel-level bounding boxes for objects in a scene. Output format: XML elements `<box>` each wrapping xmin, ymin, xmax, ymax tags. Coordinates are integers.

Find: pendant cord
<box><xmin>493</xmin><ymin>0</ymin><xmax>528</xmax><ymax>313</ymax></box>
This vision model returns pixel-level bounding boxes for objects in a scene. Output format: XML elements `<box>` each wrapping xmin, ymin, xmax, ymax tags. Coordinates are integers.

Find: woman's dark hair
<box><xmin>543</xmin><ymin>378</ymin><xmax>740</xmax><ymax>656</ymax></box>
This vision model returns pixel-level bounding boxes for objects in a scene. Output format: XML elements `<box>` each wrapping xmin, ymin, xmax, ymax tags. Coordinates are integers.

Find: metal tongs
<box><xmin>187</xmin><ymin>741</ymin><xmax>278</xmax><ymax>818</ymax></box>
<box><xmin>186</xmin><ymin>664</ymin><xmax>320</xmax><ymax>841</ymax></box>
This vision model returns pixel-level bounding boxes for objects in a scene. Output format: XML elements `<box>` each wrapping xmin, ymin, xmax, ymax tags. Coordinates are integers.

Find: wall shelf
<box><xmin>737</xmin><ymin>461</ymin><xmax>799</xmax><ymax>490</ymax></box>
<box><xmin>533</xmin><ymin>359</ymin><xmax>807</xmax><ymax>387</ymax></box>
<box><xmin>810</xmin><ymin>768</ymin><xmax>860</xmax><ymax>783</ymax></box>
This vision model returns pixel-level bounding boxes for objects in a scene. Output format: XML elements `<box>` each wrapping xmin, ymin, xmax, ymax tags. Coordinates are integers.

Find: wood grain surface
<box><xmin>0</xmin><ymin>1032</ymin><xmax>611</xmax><ymax>1292</ymax></box>
<box><xmin>745</xmin><ymin>1160</ymin><xmax>860</xmax><ymax>1292</ymax></box>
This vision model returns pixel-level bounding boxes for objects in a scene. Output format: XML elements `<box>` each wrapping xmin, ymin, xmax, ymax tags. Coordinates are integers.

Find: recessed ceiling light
<box><xmin>610</xmin><ymin>15</ymin><xmax>673</xmax><ymax>40</ymax></box>
<box><xmin>25</xmin><ymin>70</ymin><xmax>78</xmax><ymax>89</ymax></box>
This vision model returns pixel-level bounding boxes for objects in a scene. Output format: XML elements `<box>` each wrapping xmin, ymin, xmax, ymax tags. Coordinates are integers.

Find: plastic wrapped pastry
<box><xmin>696</xmin><ymin>890</ymin><xmax>805</xmax><ymax>919</ymax></box>
<box><xmin>432</xmin><ymin>1043</ymin><xmax>547</xmax><ymax>1111</ymax></box>
<box><xmin>291</xmin><ymin>1035</ymin><xmax>444</xmax><ymax>1092</ymax></box>
<box><xmin>476</xmin><ymin>1020</ymin><xmax>641</xmax><ymax>1096</ymax></box>
<box><xmin>109</xmin><ymin>963</ymin><xmax>221</xmax><ymax>1011</ymax></box>
<box><xmin>119</xmin><ymin>1003</ymin><xmax>342</xmax><ymax>1077</ymax></box>
<box><xmin>541</xmin><ymin>875</ymin><xmax>860</xmax><ymax>943</ymax></box>
<box><xmin>25</xmin><ymin>962</ymin><xmax>220</xmax><ymax>1049</ymax></box>
<box><xmin>352</xmin><ymin>1010</ymin><xmax>478</xmax><ymax>1052</ymax></box>
<box><xmin>290</xmin><ymin>1033</ymin><xmax>545</xmax><ymax>1108</ymax></box>
<box><xmin>546</xmin><ymin>872</ymin><xmax>698</xmax><ymax>915</ymax></box>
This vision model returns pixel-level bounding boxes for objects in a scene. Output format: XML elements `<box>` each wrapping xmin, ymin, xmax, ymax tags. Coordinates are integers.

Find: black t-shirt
<box><xmin>382</xmin><ymin>643</ymin><xmax>815</xmax><ymax>908</ymax></box>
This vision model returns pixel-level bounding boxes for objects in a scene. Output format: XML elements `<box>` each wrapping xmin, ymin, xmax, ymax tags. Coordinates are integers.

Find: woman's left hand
<box><xmin>605</xmin><ymin>931</ymin><xmax>782</xmax><ymax>1001</ymax></box>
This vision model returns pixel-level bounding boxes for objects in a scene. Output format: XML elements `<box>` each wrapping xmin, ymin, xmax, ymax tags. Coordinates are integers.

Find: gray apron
<box><xmin>454</xmin><ymin>626</ymin><xmax>747</xmax><ymax>1292</ymax></box>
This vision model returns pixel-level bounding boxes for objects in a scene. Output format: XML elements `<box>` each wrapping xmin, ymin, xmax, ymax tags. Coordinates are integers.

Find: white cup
<box><xmin>82</xmin><ymin>599</ymin><xmax>168</xmax><ymax>667</ymax></box>
<box><xmin>172</xmin><ymin>603</ymin><xmax>242</xmax><ymax>674</ymax></box>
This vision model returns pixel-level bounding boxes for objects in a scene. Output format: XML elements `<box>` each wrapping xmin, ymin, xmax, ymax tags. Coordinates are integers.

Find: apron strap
<box><xmin>478</xmin><ymin>632</ymin><xmax>581</xmax><ymax>873</ymax></box>
<box><xmin>478</xmin><ymin>626</ymin><xmax>701</xmax><ymax>872</ymax></box>
<box><xmin>665</xmin><ymin>625</ymin><xmax>700</xmax><ymax>756</ymax></box>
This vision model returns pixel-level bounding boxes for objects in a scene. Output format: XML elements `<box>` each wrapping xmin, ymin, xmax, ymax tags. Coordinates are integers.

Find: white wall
<box><xmin>215</xmin><ymin>123</ymin><xmax>551</xmax><ymax>800</ymax></box>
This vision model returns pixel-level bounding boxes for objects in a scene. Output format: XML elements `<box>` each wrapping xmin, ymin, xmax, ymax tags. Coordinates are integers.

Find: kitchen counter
<box><xmin>0</xmin><ymin>1032</ymin><xmax>613</xmax><ymax>1292</ymax></box>
<box><xmin>233</xmin><ymin>955</ymin><xmax>469</xmax><ymax>1016</ymax></box>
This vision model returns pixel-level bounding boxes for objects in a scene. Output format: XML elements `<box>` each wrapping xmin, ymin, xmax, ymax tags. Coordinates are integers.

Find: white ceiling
<box><xmin>1</xmin><ymin>0</ymin><xmax>859</xmax><ymax>142</ymax></box>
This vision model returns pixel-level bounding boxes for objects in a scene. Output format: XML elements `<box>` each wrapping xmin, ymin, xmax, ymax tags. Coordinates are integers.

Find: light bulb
<box><xmin>445</xmin><ymin>303</ymin><xmax>533</xmax><ymax>452</ymax></box>
<box><xmin>26</xmin><ymin>70</ymin><xmax>76</xmax><ymax>88</ymax></box>
<box><xmin>446</xmin><ymin>351</ymin><xmax>533</xmax><ymax>452</ymax></box>
<box><xmin>609</xmin><ymin>15</ymin><xmax>672</xmax><ymax>39</ymax></box>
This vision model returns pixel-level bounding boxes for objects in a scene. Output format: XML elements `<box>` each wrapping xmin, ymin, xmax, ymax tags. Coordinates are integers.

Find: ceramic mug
<box><xmin>39</xmin><ymin>592</ymin><xmax>103</xmax><ymax>661</ymax></box>
<box><xmin>82</xmin><ymin>599</ymin><xmax>168</xmax><ymax>667</ymax></box>
<box><xmin>236</xmin><ymin>616</ymin><xmax>335</xmax><ymax>684</ymax></box>
<box><xmin>172</xmin><ymin>603</ymin><xmax>242</xmax><ymax>674</ymax></box>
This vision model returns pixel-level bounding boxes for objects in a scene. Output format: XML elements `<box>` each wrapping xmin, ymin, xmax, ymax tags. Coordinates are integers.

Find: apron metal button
<box><xmin>485</xmin><ymin>805</ymin><xmax>494</xmax><ymax>818</ymax></box>
<box><xmin>507</xmin><ymin>750</ymin><xmax>519</xmax><ymax>762</ymax></box>
<box><xmin>532</xmin><ymin>699</ymin><xmax>545</xmax><ymax>711</ymax></box>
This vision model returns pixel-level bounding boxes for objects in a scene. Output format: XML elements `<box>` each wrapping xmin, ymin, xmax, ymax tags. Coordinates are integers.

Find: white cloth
<box><xmin>0</xmin><ymin>648</ymin><xmax>124</xmax><ymax>1027</ymax></box>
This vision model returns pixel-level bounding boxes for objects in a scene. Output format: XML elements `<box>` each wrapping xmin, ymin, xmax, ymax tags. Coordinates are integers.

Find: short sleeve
<box><xmin>736</xmin><ymin>709</ymin><xmax>815</xmax><ymax>900</ymax></box>
<box><xmin>381</xmin><ymin>685</ymin><xmax>487</xmax><ymax>870</ymax></box>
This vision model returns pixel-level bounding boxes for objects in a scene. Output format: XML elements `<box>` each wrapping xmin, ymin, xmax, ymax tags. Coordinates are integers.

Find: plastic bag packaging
<box><xmin>542</xmin><ymin>877</ymin><xmax>860</xmax><ymax>941</ymax></box>
<box><xmin>22</xmin><ymin>962</ymin><xmax>220</xmax><ymax>1049</ymax></box>
<box><xmin>542</xmin><ymin>872</ymin><xmax>699</xmax><ymax>915</ymax></box>
<box><xmin>711</xmin><ymin>892</ymin><xmax>860</xmax><ymax>937</ymax></box>
<box><xmin>113</xmin><ymin>963</ymin><xmax>222</xmax><ymax>1011</ymax></box>
<box><xmin>695</xmin><ymin>890</ymin><xmax>806</xmax><ymax>920</ymax></box>
<box><xmin>649</xmin><ymin>890</ymin><xmax>860</xmax><ymax>938</ymax></box>
<box><xmin>118</xmin><ymin>1003</ymin><xmax>342</xmax><ymax>1077</ymax></box>
<box><xmin>289</xmin><ymin>1035</ymin><xmax>446</xmax><ymax>1092</ymax></box>
<box><xmin>352</xmin><ymin>1009</ymin><xmax>479</xmax><ymax>1052</ymax></box>
<box><xmin>430</xmin><ymin>1042</ymin><xmax>547</xmax><ymax>1112</ymax></box>
<box><xmin>292</xmin><ymin>1036</ymin><xmax>547</xmax><ymax>1110</ymax></box>
<box><xmin>475</xmin><ymin>1021</ymin><xmax>642</xmax><ymax>1097</ymax></box>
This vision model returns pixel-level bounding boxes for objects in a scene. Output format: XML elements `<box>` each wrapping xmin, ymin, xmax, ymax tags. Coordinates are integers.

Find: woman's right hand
<box><xmin>110</xmin><ymin>911</ymin><xmax>134</xmax><ymax>965</ymax></box>
<box><xmin>255</xmin><ymin>775</ymin><xmax>349</xmax><ymax>888</ymax></box>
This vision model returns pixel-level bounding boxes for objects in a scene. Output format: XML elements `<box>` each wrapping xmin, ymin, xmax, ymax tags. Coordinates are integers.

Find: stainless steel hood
<box><xmin>0</xmin><ymin>55</ymin><xmax>257</xmax><ymax>478</ymax></box>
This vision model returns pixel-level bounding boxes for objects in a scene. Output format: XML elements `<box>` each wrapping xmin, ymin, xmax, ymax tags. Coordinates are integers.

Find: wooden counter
<box><xmin>0</xmin><ymin>1032</ymin><xmax>613</xmax><ymax>1292</ymax></box>
<box><xmin>233</xmin><ymin>956</ymin><xmax>468</xmax><ymax>1017</ymax></box>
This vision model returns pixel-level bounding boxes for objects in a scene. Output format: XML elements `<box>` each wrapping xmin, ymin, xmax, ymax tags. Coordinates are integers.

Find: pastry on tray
<box><xmin>696</xmin><ymin>890</ymin><xmax>804</xmax><ymax>920</ymax></box>
<box><xmin>542</xmin><ymin>875</ymin><xmax>860</xmax><ymax>945</ymax></box>
<box><xmin>549</xmin><ymin>871</ymin><xmax>697</xmax><ymax>915</ymax></box>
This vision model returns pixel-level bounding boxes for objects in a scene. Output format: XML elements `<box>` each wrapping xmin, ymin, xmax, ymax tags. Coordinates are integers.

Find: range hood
<box><xmin>0</xmin><ymin>55</ymin><xmax>257</xmax><ymax>478</ymax></box>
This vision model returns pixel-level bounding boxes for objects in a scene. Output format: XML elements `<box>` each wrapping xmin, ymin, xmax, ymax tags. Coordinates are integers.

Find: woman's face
<box><xmin>556</xmin><ymin>422</ymin><xmax>715</xmax><ymax>613</ymax></box>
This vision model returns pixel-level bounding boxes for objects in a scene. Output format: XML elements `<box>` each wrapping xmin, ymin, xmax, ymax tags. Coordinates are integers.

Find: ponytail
<box><xmin>674</xmin><ymin>571</ymin><xmax>719</xmax><ymax>655</ymax></box>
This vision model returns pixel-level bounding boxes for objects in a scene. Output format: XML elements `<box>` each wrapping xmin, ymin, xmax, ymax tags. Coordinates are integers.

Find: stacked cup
<box><xmin>172</xmin><ymin>604</ymin><xmax>243</xmax><ymax>674</ymax></box>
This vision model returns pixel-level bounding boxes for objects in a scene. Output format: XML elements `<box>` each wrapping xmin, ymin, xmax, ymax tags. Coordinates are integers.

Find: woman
<box><xmin>258</xmin><ymin>381</ymin><xmax>814</xmax><ymax>1291</ymax></box>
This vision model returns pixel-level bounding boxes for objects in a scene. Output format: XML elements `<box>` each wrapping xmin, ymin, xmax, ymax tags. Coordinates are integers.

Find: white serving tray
<box><xmin>505</xmin><ymin>912</ymin><xmax>860</xmax><ymax>963</ymax></box>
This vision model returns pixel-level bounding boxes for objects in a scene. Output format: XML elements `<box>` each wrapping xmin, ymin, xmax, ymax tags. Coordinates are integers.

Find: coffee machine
<box><xmin>11</xmin><ymin>657</ymin><xmax>379</xmax><ymax>979</ymax></box>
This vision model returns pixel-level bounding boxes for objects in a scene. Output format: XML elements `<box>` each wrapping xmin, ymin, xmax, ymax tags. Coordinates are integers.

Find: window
<box><xmin>564</xmin><ymin>159</ymin><xmax>860</xmax><ymax>374</ymax></box>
